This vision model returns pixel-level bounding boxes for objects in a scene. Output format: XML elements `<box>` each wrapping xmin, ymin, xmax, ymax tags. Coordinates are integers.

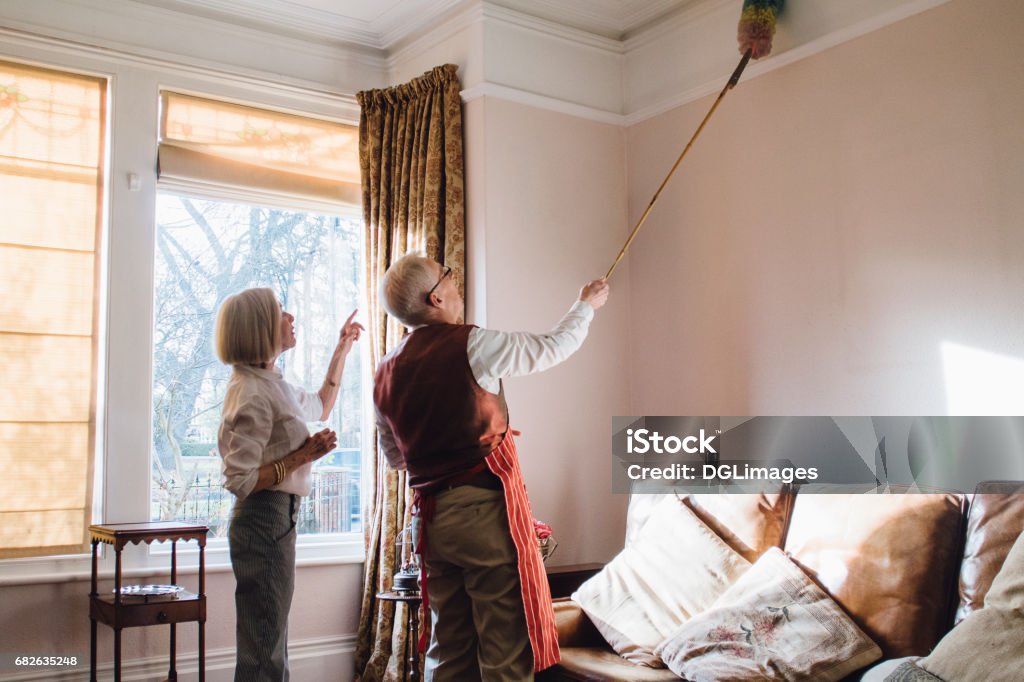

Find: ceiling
<box><xmin>135</xmin><ymin>0</ymin><xmax>701</xmax><ymax>50</ymax></box>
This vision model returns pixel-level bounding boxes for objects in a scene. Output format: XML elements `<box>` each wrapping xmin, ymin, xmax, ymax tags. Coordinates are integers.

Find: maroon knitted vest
<box><xmin>373</xmin><ymin>324</ymin><xmax>508</xmax><ymax>487</ymax></box>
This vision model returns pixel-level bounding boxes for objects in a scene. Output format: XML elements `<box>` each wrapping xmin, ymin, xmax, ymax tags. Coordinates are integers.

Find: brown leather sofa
<box><xmin>540</xmin><ymin>480</ymin><xmax>1024</xmax><ymax>681</ymax></box>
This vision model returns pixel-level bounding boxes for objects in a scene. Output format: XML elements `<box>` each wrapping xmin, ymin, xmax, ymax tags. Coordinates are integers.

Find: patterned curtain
<box><xmin>354</xmin><ymin>64</ymin><xmax>466</xmax><ymax>681</ymax></box>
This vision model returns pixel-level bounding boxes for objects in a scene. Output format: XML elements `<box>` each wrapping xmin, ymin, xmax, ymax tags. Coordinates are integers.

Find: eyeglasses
<box><xmin>425</xmin><ymin>265</ymin><xmax>452</xmax><ymax>304</ymax></box>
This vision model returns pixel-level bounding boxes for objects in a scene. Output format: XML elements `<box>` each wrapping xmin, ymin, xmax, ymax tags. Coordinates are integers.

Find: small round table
<box><xmin>376</xmin><ymin>590</ymin><xmax>423</xmax><ymax>681</ymax></box>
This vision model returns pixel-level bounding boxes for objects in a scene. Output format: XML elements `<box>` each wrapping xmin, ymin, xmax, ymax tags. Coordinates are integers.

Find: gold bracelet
<box><xmin>273</xmin><ymin>460</ymin><xmax>286</xmax><ymax>485</ymax></box>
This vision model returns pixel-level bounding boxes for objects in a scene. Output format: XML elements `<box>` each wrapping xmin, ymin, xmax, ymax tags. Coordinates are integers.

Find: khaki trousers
<box><xmin>413</xmin><ymin>485</ymin><xmax>534</xmax><ymax>682</ymax></box>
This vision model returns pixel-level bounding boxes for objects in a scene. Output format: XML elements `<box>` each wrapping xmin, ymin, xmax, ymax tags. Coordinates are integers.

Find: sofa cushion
<box><xmin>984</xmin><ymin>529</ymin><xmax>1024</xmax><ymax>609</ymax></box>
<box><xmin>623</xmin><ymin>493</ymin><xmax>675</xmax><ymax>548</ymax></box>
<box><xmin>919</xmin><ymin>608</ymin><xmax>1024</xmax><ymax>682</ymax></box>
<box><xmin>572</xmin><ymin>501</ymin><xmax>750</xmax><ymax>667</ymax></box>
<box><xmin>655</xmin><ymin>548</ymin><xmax>881</xmax><ymax>681</ymax></box>
<box><xmin>856</xmin><ymin>657</ymin><xmax>923</xmax><ymax>681</ymax></box>
<box><xmin>917</xmin><ymin>529</ymin><xmax>1024</xmax><ymax>682</ymax></box>
<box><xmin>542</xmin><ymin>648</ymin><xmax>682</xmax><ymax>682</ymax></box>
<box><xmin>683</xmin><ymin>491</ymin><xmax>795</xmax><ymax>563</ymax></box>
<box><xmin>624</xmin><ymin>490</ymin><xmax>795</xmax><ymax>563</ymax></box>
<box><xmin>783</xmin><ymin>492</ymin><xmax>963</xmax><ymax>658</ymax></box>
<box><xmin>880</xmin><ymin>660</ymin><xmax>943</xmax><ymax>681</ymax></box>
<box><xmin>955</xmin><ymin>480</ymin><xmax>1024</xmax><ymax>623</ymax></box>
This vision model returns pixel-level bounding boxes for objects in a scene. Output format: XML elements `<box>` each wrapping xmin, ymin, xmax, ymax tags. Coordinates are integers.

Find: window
<box><xmin>151</xmin><ymin>194</ymin><xmax>365</xmax><ymax>536</ymax></box>
<box><xmin>153</xmin><ymin>93</ymin><xmax>364</xmax><ymax>538</ymax></box>
<box><xmin>0</xmin><ymin>60</ymin><xmax>106</xmax><ymax>559</ymax></box>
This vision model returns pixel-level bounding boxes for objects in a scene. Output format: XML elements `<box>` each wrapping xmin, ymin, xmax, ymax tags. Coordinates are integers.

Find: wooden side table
<box><xmin>89</xmin><ymin>521</ymin><xmax>209</xmax><ymax>682</ymax></box>
<box><xmin>377</xmin><ymin>590</ymin><xmax>423</xmax><ymax>682</ymax></box>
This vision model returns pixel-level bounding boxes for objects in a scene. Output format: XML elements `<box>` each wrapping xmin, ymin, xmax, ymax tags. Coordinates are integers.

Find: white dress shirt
<box><xmin>466</xmin><ymin>300</ymin><xmax>595</xmax><ymax>393</ymax></box>
<box><xmin>377</xmin><ymin>300</ymin><xmax>595</xmax><ymax>466</ymax></box>
<box><xmin>217</xmin><ymin>364</ymin><xmax>324</xmax><ymax>500</ymax></box>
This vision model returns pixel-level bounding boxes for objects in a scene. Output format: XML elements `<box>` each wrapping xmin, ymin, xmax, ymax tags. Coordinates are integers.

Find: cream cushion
<box><xmin>572</xmin><ymin>500</ymin><xmax>750</xmax><ymax>667</ymax></box>
<box><xmin>655</xmin><ymin>548</ymin><xmax>882</xmax><ymax>681</ymax></box>
<box><xmin>857</xmin><ymin>657</ymin><xmax>923</xmax><ymax>681</ymax></box>
<box><xmin>918</xmin><ymin>530</ymin><xmax>1024</xmax><ymax>682</ymax></box>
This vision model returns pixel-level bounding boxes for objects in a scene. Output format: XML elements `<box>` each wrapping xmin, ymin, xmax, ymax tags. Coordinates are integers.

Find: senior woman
<box><xmin>215</xmin><ymin>287</ymin><xmax>363</xmax><ymax>681</ymax></box>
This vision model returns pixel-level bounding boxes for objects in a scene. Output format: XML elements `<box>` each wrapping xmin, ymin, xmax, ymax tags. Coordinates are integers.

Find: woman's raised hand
<box><xmin>337</xmin><ymin>309</ymin><xmax>364</xmax><ymax>354</ymax></box>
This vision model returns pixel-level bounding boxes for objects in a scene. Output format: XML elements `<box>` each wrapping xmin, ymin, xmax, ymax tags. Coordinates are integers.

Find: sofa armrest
<box><xmin>552</xmin><ymin>598</ymin><xmax>607</xmax><ymax>648</ymax></box>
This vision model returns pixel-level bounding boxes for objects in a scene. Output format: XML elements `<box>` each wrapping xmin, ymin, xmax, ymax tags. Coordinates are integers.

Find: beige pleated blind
<box><xmin>0</xmin><ymin>61</ymin><xmax>105</xmax><ymax>558</ymax></box>
<box><xmin>159</xmin><ymin>92</ymin><xmax>360</xmax><ymax>204</ymax></box>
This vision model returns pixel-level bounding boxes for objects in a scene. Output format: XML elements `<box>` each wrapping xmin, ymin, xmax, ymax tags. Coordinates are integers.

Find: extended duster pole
<box><xmin>603</xmin><ymin>0</ymin><xmax>784</xmax><ymax>280</ymax></box>
<box><xmin>604</xmin><ymin>49</ymin><xmax>753</xmax><ymax>279</ymax></box>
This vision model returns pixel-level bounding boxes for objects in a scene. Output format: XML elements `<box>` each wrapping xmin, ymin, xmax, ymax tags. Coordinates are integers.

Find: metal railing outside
<box><xmin>154</xmin><ymin>467</ymin><xmax>360</xmax><ymax>537</ymax></box>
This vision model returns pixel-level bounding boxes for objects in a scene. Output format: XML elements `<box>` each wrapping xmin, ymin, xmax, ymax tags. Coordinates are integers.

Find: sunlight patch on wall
<box><xmin>941</xmin><ymin>342</ymin><xmax>1024</xmax><ymax>415</ymax></box>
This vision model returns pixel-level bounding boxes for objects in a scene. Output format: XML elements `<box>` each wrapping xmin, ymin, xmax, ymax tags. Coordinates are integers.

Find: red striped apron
<box><xmin>484</xmin><ymin>435</ymin><xmax>560</xmax><ymax>672</ymax></box>
<box><xmin>414</xmin><ymin>434</ymin><xmax>560</xmax><ymax>672</ymax></box>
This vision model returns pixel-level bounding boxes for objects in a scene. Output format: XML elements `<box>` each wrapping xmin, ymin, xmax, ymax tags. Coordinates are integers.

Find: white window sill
<box><xmin>0</xmin><ymin>533</ymin><xmax>365</xmax><ymax>586</ymax></box>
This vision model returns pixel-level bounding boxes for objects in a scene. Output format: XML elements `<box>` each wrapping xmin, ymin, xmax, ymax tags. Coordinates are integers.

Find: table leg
<box><xmin>169</xmin><ymin>622</ymin><xmax>177</xmax><ymax>681</ymax></box>
<box><xmin>114</xmin><ymin>627</ymin><xmax>122</xmax><ymax>682</ymax></box>
<box><xmin>90</xmin><ymin>617</ymin><xmax>97</xmax><ymax>682</ymax></box>
<box><xmin>199</xmin><ymin>619</ymin><xmax>206</xmax><ymax>682</ymax></box>
<box><xmin>169</xmin><ymin>541</ymin><xmax>177</xmax><ymax>680</ymax></box>
<box><xmin>199</xmin><ymin>540</ymin><xmax>206</xmax><ymax>681</ymax></box>
<box><xmin>409</xmin><ymin>603</ymin><xmax>420</xmax><ymax>682</ymax></box>
<box><xmin>90</xmin><ymin>540</ymin><xmax>98</xmax><ymax>681</ymax></box>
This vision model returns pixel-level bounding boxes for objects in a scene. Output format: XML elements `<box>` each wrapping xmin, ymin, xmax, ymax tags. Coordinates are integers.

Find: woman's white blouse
<box><xmin>217</xmin><ymin>364</ymin><xmax>323</xmax><ymax>500</ymax></box>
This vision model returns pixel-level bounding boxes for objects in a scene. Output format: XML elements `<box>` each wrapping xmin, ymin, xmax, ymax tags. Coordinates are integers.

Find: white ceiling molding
<box><xmin>480</xmin><ymin>5</ymin><xmax>624</xmax><ymax>113</ymax></box>
<box><xmin>0</xmin><ymin>0</ymin><xmax>387</xmax><ymax>92</ymax></box>
<box><xmin>386</xmin><ymin>1</ymin><xmax>485</xmax><ymax>77</ymax></box>
<box><xmin>488</xmin><ymin>0</ymin><xmax>696</xmax><ymax>40</ymax></box>
<box><xmin>387</xmin><ymin>0</ymin><xmax>624</xmax><ymax>113</ymax></box>
<box><xmin>481</xmin><ymin>3</ymin><xmax>624</xmax><ymax>55</ymax></box>
<box><xmin>460</xmin><ymin>82</ymin><xmax>626</xmax><ymax>126</ymax></box>
<box><xmin>128</xmin><ymin>0</ymin><xmax>696</xmax><ymax>47</ymax></box>
<box><xmin>622</xmin><ymin>0</ymin><xmax>735</xmax><ymax>52</ymax></box>
<box><xmin>131</xmin><ymin>0</ymin><xmax>381</xmax><ymax>47</ymax></box>
<box><xmin>0</xmin><ymin>0</ymin><xmax>961</xmax><ymax>127</ymax></box>
<box><xmin>389</xmin><ymin>0</ymin><xmax>959</xmax><ymax>126</ymax></box>
<box><xmin>376</xmin><ymin>0</ymin><xmax>474</xmax><ymax>49</ymax></box>
<box><xmin>622</xmin><ymin>0</ymin><xmax>957</xmax><ymax>124</ymax></box>
<box><xmin>620</xmin><ymin>0</ymin><xmax>705</xmax><ymax>37</ymax></box>
<box><xmin>132</xmin><ymin>0</ymin><xmax>470</xmax><ymax>50</ymax></box>
<box><xmin>0</xmin><ymin>25</ymin><xmax>362</xmax><ymax>121</ymax></box>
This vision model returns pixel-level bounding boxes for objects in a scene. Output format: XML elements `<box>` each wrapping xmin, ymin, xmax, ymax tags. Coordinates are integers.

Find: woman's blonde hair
<box><xmin>380</xmin><ymin>253</ymin><xmax>439</xmax><ymax>327</ymax></box>
<box><xmin>215</xmin><ymin>287</ymin><xmax>281</xmax><ymax>365</ymax></box>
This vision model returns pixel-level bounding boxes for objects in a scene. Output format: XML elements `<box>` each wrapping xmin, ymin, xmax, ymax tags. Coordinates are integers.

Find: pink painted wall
<box><xmin>465</xmin><ymin>97</ymin><xmax>633</xmax><ymax>565</ymax></box>
<box><xmin>626</xmin><ymin>0</ymin><xmax>1024</xmax><ymax>416</ymax></box>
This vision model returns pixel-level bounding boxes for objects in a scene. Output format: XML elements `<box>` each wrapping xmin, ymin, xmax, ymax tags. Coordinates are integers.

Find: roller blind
<box><xmin>158</xmin><ymin>92</ymin><xmax>360</xmax><ymax>204</ymax></box>
<box><xmin>0</xmin><ymin>60</ymin><xmax>105</xmax><ymax>558</ymax></box>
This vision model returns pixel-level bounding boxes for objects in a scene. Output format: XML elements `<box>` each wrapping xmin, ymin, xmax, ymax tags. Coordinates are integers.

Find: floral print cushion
<box><xmin>572</xmin><ymin>502</ymin><xmax>751</xmax><ymax>667</ymax></box>
<box><xmin>654</xmin><ymin>547</ymin><xmax>881</xmax><ymax>681</ymax></box>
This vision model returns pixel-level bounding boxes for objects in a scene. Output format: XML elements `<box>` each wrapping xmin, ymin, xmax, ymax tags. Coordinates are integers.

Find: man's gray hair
<box><xmin>381</xmin><ymin>253</ymin><xmax>438</xmax><ymax>327</ymax></box>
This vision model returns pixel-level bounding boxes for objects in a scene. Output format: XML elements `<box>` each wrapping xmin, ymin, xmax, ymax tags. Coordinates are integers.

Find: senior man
<box><xmin>373</xmin><ymin>253</ymin><xmax>609</xmax><ymax>681</ymax></box>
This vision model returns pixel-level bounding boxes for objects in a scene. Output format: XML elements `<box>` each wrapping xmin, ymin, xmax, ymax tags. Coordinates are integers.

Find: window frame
<box><xmin>0</xmin><ymin>42</ymin><xmax>368</xmax><ymax>586</ymax></box>
<box><xmin>148</xmin><ymin>183</ymin><xmax>371</xmax><ymax>564</ymax></box>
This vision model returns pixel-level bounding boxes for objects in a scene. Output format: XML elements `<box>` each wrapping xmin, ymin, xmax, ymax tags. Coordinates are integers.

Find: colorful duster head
<box><xmin>738</xmin><ymin>0</ymin><xmax>783</xmax><ymax>59</ymax></box>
